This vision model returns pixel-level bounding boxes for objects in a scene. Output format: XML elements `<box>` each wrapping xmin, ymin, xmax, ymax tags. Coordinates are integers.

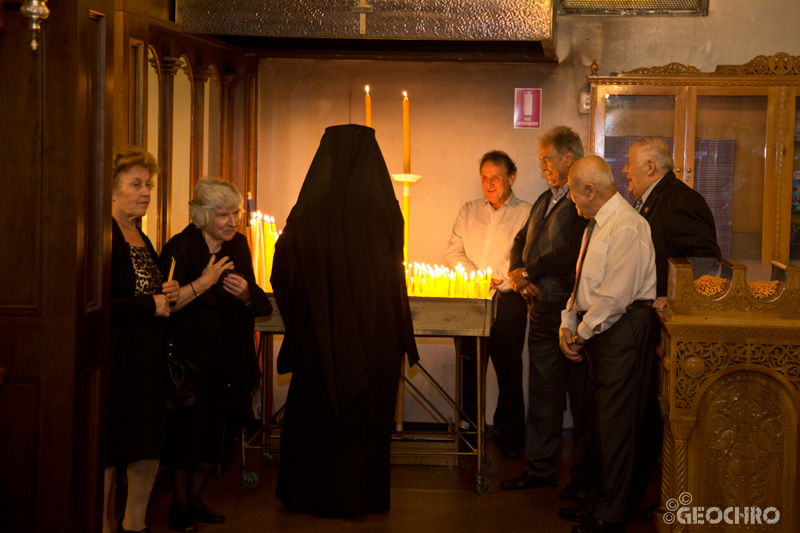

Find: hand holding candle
<box><xmin>163</xmin><ymin>257</ymin><xmax>179</xmax><ymax>304</ymax></box>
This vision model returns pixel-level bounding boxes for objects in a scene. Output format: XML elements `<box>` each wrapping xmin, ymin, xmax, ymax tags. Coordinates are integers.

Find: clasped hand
<box><xmin>558</xmin><ymin>327</ymin><xmax>584</xmax><ymax>363</ymax></box>
<box><xmin>508</xmin><ymin>267</ymin><xmax>539</xmax><ymax>298</ymax></box>
<box><xmin>200</xmin><ymin>254</ymin><xmax>250</xmax><ymax>302</ymax></box>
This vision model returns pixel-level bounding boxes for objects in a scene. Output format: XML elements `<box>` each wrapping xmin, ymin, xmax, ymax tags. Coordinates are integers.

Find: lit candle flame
<box><xmin>403</xmin><ymin>91</ymin><xmax>408</xmax><ymax>98</ymax></box>
<box><xmin>365</xmin><ymin>85</ymin><xmax>370</xmax><ymax>94</ymax></box>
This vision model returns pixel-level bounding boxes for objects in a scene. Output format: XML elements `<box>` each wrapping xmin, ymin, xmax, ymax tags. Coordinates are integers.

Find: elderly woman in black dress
<box><xmin>159</xmin><ymin>178</ymin><xmax>272</xmax><ymax>532</ymax></box>
<box><xmin>106</xmin><ymin>147</ymin><xmax>179</xmax><ymax>533</ymax></box>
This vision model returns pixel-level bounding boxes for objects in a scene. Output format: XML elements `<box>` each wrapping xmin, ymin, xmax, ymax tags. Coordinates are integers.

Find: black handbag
<box><xmin>165</xmin><ymin>337</ymin><xmax>198</xmax><ymax>412</ymax></box>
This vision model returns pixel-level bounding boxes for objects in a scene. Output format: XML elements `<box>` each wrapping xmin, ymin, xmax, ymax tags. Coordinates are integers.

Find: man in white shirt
<box><xmin>623</xmin><ymin>137</ymin><xmax>720</xmax><ymax>517</ymax></box>
<box><xmin>445</xmin><ymin>151</ymin><xmax>532</xmax><ymax>458</ymax></box>
<box><xmin>557</xmin><ymin>156</ymin><xmax>659</xmax><ymax>533</ymax></box>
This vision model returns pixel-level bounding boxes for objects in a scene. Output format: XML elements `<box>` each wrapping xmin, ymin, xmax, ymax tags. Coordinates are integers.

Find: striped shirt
<box><xmin>444</xmin><ymin>192</ymin><xmax>532</xmax><ymax>291</ymax></box>
<box><xmin>560</xmin><ymin>192</ymin><xmax>656</xmax><ymax>341</ymax></box>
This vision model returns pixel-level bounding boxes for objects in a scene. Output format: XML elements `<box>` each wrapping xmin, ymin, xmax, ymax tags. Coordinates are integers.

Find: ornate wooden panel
<box><xmin>659</xmin><ymin>258</ymin><xmax>800</xmax><ymax>532</ymax></box>
<box><xmin>693</xmin><ymin>372</ymin><xmax>794</xmax><ymax>516</ymax></box>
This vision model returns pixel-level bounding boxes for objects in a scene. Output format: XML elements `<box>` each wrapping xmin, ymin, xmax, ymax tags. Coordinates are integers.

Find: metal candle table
<box><xmin>244</xmin><ymin>290</ymin><xmax>498</xmax><ymax>495</ymax></box>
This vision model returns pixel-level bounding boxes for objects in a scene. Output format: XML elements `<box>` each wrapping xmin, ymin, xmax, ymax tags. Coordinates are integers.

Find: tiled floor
<box><xmin>142</xmin><ymin>437</ymin><xmax>659</xmax><ymax>533</ymax></box>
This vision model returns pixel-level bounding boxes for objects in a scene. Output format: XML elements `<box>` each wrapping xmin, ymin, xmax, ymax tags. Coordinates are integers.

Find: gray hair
<box><xmin>539</xmin><ymin>126</ymin><xmax>585</xmax><ymax>160</ymax></box>
<box><xmin>189</xmin><ymin>177</ymin><xmax>243</xmax><ymax>228</ymax></box>
<box><xmin>631</xmin><ymin>137</ymin><xmax>674</xmax><ymax>171</ymax></box>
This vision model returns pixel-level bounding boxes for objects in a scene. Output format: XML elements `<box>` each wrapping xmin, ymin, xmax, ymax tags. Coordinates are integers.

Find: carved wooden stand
<box><xmin>657</xmin><ymin>258</ymin><xmax>800</xmax><ymax>532</ymax></box>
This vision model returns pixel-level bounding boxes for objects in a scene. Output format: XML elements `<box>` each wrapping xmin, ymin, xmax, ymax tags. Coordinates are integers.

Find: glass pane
<box><xmin>791</xmin><ymin>97</ymin><xmax>800</xmax><ymax>262</ymax></box>
<box><xmin>695</xmin><ymin>95</ymin><xmax>767</xmax><ymax>261</ymax></box>
<box><xmin>604</xmin><ymin>94</ymin><xmax>676</xmax><ymax>202</ymax></box>
<box><xmin>143</xmin><ymin>49</ymin><xmax>160</xmax><ymax>247</ymax></box>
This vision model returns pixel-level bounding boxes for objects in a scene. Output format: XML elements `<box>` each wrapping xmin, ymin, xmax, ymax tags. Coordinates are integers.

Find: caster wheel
<box><xmin>476</xmin><ymin>477</ymin><xmax>492</xmax><ymax>496</ymax></box>
<box><xmin>262</xmin><ymin>449</ymin><xmax>278</xmax><ymax>465</ymax></box>
<box><xmin>481</xmin><ymin>456</ymin><xmax>494</xmax><ymax>471</ymax></box>
<box><xmin>242</xmin><ymin>471</ymin><xmax>259</xmax><ymax>488</ymax></box>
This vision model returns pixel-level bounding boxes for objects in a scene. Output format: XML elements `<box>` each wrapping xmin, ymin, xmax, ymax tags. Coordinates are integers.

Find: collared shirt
<box><xmin>445</xmin><ymin>191</ymin><xmax>532</xmax><ymax>291</ymax></box>
<box><xmin>637</xmin><ymin>176</ymin><xmax>665</xmax><ymax>212</ymax></box>
<box><xmin>546</xmin><ymin>182</ymin><xmax>570</xmax><ymax>217</ymax></box>
<box><xmin>560</xmin><ymin>192</ymin><xmax>656</xmax><ymax>341</ymax></box>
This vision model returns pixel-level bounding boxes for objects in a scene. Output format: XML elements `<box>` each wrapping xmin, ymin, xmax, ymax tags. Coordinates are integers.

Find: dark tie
<box><xmin>633</xmin><ymin>197</ymin><xmax>643</xmax><ymax>212</ymax></box>
<box><xmin>568</xmin><ymin>219</ymin><xmax>597</xmax><ymax>310</ymax></box>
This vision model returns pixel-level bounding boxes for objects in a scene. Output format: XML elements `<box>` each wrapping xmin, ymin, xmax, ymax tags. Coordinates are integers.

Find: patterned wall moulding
<box><xmin>559</xmin><ymin>0</ymin><xmax>707</xmax><ymax>16</ymax></box>
<box><xmin>716</xmin><ymin>53</ymin><xmax>800</xmax><ymax>76</ymax></box>
<box><xmin>178</xmin><ymin>0</ymin><xmax>554</xmax><ymax>41</ymax></box>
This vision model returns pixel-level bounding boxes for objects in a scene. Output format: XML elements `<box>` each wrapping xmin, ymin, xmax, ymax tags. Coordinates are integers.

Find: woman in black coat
<box><xmin>107</xmin><ymin>147</ymin><xmax>179</xmax><ymax>533</ymax></box>
<box><xmin>159</xmin><ymin>178</ymin><xmax>272</xmax><ymax>532</ymax></box>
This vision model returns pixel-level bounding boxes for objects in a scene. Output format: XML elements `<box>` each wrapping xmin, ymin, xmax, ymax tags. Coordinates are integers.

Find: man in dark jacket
<box><xmin>501</xmin><ymin>126</ymin><xmax>590</xmax><ymax>498</ymax></box>
<box><xmin>622</xmin><ymin>136</ymin><xmax>721</xmax><ymax>515</ymax></box>
<box><xmin>624</xmin><ymin>137</ymin><xmax>721</xmax><ymax>308</ymax></box>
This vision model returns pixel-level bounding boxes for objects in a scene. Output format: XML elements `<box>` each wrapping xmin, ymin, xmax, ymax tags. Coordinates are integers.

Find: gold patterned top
<box><xmin>128</xmin><ymin>244</ymin><xmax>163</xmax><ymax>297</ymax></box>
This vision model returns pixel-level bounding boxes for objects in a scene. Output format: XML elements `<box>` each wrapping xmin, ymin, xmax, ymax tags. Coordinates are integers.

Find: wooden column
<box><xmin>157</xmin><ymin>57</ymin><xmax>182</xmax><ymax>241</ymax></box>
<box><xmin>658</xmin><ymin>394</ymin><xmax>673</xmax><ymax>515</ymax></box>
<box><xmin>245</xmin><ymin>73</ymin><xmax>257</xmax><ymax>206</ymax></box>
<box><xmin>220</xmin><ymin>73</ymin><xmax>237</xmax><ymax>182</ymax></box>
<box><xmin>192</xmin><ymin>66</ymin><xmax>213</xmax><ymax>189</ymax></box>
<box><xmin>670</xmin><ymin>419</ymin><xmax>696</xmax><ymax>533</ymax></box>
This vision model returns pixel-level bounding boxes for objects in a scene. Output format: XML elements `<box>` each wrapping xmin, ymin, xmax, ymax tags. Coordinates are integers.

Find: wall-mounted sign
<box><xmin>514</xmin><ymin>88</ymin><xmax>541</xmax><ymax>129</ymax></box>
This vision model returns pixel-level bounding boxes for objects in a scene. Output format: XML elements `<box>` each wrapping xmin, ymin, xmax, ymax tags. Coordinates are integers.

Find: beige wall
<box><xmin>258</xmin><ymin>0</ymin><xmax>800</xmax><ymax>423</ymax></box>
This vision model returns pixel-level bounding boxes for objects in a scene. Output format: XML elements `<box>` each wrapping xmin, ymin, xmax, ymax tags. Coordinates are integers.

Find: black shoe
<box><xmin>117</xmin><ymin>516</ymin><xmax>151</xmax><ymax>533</ymax></box>
<box><xmin>168</xmin><ymin>510</ymin><xmax>198</xmax><ymax>532</ymax></box>
<box><xmin>572</xmin><ymin>518</ymin><xmax>624</xmax><ymax>533</ymax></box>
<box><xmin>628</xmin><ymin>501</ymin><xmax>659</xmax><ymax>522</ymax></box>
<box><xmin>501</xmin><ymin>470</ymin><xmax>557</xmax><ymax>490</ymax></box>
<box><xmin>499</xmin><ymin>441</ymin><xmax>521</xmax><ymax>460</ymax></box>
<box><xmin>190</xmin><ymin>503</ymin><xmax>226</xmax><ymax>524</ymax></box>
<box><xmin>558</xmin><ymin>505</ymin><xmax>594</xmax><ymax>522</ymax></box>
<box><xmin>559</xmin><ymin>477</ymin><xmax>590</xmax><ymax>501</ymax></box>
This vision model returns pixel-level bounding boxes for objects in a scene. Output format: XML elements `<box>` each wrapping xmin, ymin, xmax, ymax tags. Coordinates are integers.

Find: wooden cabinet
<box><xmin>588</xmin><ymin>54</ymin><xmax>800</xmax><ymax>263</ymax></box>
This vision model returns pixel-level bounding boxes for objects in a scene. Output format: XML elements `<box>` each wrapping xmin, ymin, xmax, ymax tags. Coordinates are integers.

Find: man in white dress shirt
<box><xmin>557</xmin><ymin>156</ymin><xmax>659</xmax><ymax>533</ymax></box>
<box><xmin>445</xmin><ymin>151</ymin><xmax>532</xmax><ymax>458</ymax></box>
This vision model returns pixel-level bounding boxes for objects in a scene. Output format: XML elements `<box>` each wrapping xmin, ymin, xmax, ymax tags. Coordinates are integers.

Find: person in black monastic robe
<box><xmin>272</xmin><ymin>124</ymin><xmax>420</xmax><ymax>516</ymax></box>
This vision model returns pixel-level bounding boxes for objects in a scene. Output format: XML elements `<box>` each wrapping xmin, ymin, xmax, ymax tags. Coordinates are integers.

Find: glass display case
<box><xmin>588</xmin><ymin>53</ymin><xmax>800</xmax><ymax>264</ymax></box>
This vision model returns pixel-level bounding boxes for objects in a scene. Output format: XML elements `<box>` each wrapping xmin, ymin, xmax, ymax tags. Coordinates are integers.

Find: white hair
<box><xmin>632</xmin><ymin>137</ymin><xmax>674</xmax><ymax>172</ymax></box>
<box><xmin>189</xmin><ymin>177</ymin><xmax>243</xmax><ymax>228</ymax></box>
